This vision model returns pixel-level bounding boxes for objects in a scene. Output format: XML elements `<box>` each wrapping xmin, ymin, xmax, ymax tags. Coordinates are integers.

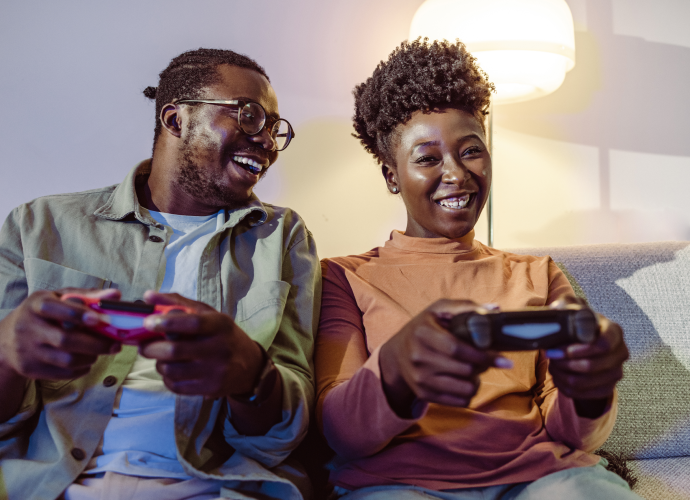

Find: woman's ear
<box><xmin>160</xmin><ymin>104</ymin><xmax>182</xmax><ymax>138</ymax></box>
<box><xmin>382</xmin><ymin>164</ymin><xmax>399</xmax><ymax>194</ymax></box>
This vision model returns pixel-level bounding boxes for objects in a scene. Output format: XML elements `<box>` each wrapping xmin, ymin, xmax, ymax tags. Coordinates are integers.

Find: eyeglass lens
<box><xmin>239</xmin><ymin>101</ymin><xmax>292</xmax><ymax>151</ymax></box>
<box><xmin>239</xmin><ymin>102</ymin><xmax>266</xmax><ymax>135</ymax></box>
<box><xmin>270</xmin><ymin>120</ymin><xmax>291</xmax><ymax>151</ymax></box>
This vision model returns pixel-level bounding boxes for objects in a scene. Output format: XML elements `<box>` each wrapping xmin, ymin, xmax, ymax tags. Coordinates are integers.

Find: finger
<box><xmin>161</xmin><ymin>376</ymin><xmax>219</xmax><ymax>397</ymax></box>
<box><xmin>551</xmin><ymin>367</ymin><xmax>623</xmax><ymax>396</ymax></box>
<box><xmin>416</xmin><ymin>374</ymin><xmax>479</xmax><ymax>400</ymax></box>
<box><xmin>415</xmin><ymin>316</ymin><xmax>496</xmax><ymax>367</ymax></box>
<box><xmin>546</xmin><ymin>320</ymin><xmax>624</xmax><ymax>361</ymax></box>
<box><xmin>549</xmin><ymin>294</ymin><xmax>586</xmax><ymax>309</ymax></box>
<box><xmin>58</xmin><ymin>288</ymin><xmax>121</xmax><ymax>301</ymax></box>
<box><xmin>33</xmin><ymin>345</ymin><xmax>99</xmax><ymax>370</ymax></box>
<box><xmin>36</xmin><ymin>320</ymin><xmax>120</xmax><ymax>356</ymax></box>
<box><xmin>31</xmin><ymin>295</ymin><xmax>108</xmax><ymax>328</ymax></box>
<box><xmin>549</xmin><ymin>347</ymin><xmax>628</xmax><ymax>375</ymax></box>
<box><xmin>141</xmin><ymin>335</ymin><xmax>227</xmax><ymax>362</ymax></box>
<box><xmin>143</xmin><ymin>310</ymin><xmax>231</xmax><ymax>336</ymax></box>
<box><xmin>156</xmin><ymin>360</ymin><xmax>216</xmax><ymax>381</ymax></box>
<box><xmin>425</xmin><ymin>298</ymin><xmax>481</xmax><ymax>321</ymax></box>
<box><xmin>143</xmin><ymin>290</ymin><xmax>214</xmax><ymax>313</ymax></box>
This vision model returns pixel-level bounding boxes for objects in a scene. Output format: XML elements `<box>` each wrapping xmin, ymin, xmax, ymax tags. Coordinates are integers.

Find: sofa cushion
<box><xmin>627</xmin><ymin>456</ymin><xmax>690</xmax><ymax>500</ymax></box>
<box><xmin>509</xmin><ymin>242</ymin><xmax>690</xmax><ymax>460</ymax></box>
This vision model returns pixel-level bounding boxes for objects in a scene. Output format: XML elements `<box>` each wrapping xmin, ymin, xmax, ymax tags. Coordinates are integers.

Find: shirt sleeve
<box><xmin>536</xmin><ymin>260</ymin><xmax>618</xmax><ymax>452</ymax></box>
<box><xmin>223</xmin><ymin>221</ymin><xmax>321</xmax><ymax>467</ymax></box>
<box><xmin>316</xmin><ymin>260</ymin><xmax>426</xmax><ymax>460</ymax></box>
<box><xmin>0</xmin><ymin>208</ymin><xmax>41</xmax><ymax>437</ymax></box>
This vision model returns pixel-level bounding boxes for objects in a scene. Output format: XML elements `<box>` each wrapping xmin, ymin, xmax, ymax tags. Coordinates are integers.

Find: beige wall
<box><xmin>1</xmin><ymin>0</ymin><xmax>688</xmax><ymax>257</ymax></box>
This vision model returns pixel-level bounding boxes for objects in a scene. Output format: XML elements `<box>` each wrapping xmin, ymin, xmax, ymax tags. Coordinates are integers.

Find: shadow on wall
<box><xmin>513</xmin><ymin>242</ymin><xmax>690</xmax><ymax>461</ymax></box>
<box><xmin>494</xmin><ymin>0</ymin><xmax>690</xmax><ymax>246</ymax></box>
<box><xmin>268</xmin><ymin>119</ymin><xmax>408</xmax><ymax>259</ymax></box>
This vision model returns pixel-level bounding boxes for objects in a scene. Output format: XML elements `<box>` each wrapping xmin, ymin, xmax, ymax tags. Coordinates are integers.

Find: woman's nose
<box><xmin>441</xmin><ymin>159</ymin><xmax>471</xmax><ymax>184</ymax></box>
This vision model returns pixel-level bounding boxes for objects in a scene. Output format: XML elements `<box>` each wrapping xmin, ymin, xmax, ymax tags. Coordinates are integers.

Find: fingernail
<box><xmin>83</xmin><ymin>312</ymin><xmax>109</xmax><ymax>326</ymax></box>
<box><xmin>482</xmin><ymin>303</ymin><xmax>500</xmax><ymax>311</ymax></box>
<box><xmin>495</xmin><ymin>356</ymin><xmax>513</xmax><ymax>368</ymax></box>
<box><xmin>567</xmin><ymin>344</ymin><xmax>589</xmax><ymax>356</ymax></box>
<box><xmin>545</xmin><ymin>349</ymin><xmax>565</xmax><ymax>359</ymax></box>
<box><xmin>143</xmin><ymin>316</ymin><xmax>161</xmax><ymax>330</ymax></box>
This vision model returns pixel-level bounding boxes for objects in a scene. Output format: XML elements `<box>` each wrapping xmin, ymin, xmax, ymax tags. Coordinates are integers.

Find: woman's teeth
<box><xmin>232</xmin><ymin>156</ymin><xmax>263</xmax><ymax>174</ymax></box>
<box><xmin>437</xmin><ymin>195</ymin><xmax>470</xmax><ymax>209</ymax></box>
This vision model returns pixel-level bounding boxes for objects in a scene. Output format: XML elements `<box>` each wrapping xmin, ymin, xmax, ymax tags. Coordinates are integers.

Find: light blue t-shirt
<box><xmin>86</xmin><ymin>209</ymin><xmax>226</xmax><ymax>479</ymax></box>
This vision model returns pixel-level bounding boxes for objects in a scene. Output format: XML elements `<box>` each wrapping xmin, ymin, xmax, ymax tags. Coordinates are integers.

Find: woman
<box><xmin>315</xmin><ymin>39</ymin><xmax>638</xmax><ymax>499</ymax></box>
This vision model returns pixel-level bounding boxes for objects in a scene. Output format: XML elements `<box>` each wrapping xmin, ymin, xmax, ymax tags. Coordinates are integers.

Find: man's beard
<box><xmin>175</xmin><ymin>121</ymin><xmax>253</xmax><ymax>210</ymax></box>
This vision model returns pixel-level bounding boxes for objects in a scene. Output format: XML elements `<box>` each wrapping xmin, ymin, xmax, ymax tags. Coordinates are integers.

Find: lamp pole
<box><xmin>487</xmin><ymin>101</ymin><xmax>494</xmax><ymax>247</ymax></box>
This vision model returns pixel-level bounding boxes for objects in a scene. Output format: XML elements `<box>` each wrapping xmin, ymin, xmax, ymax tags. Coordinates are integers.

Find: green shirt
<box><xmin>0</xmin><ymin>160</ymin><xmax>321</xmax><ymax>500</ymax></box>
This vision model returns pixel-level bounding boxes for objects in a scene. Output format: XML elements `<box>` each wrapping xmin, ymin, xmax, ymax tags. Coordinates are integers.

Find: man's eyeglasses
<box><xmin>175</xmin><ymin>99</ymin><xmax>295</xmax><ymax>151</ymax></box>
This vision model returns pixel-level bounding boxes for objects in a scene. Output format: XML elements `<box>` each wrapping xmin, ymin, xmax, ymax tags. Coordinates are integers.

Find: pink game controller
<box><xmin>61</xmin><ymin>294</ymin><xmax>193</xmax><ymax>344</ymax></box>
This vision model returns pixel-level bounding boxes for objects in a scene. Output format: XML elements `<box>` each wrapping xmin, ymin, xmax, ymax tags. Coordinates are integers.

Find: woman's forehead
<box><xmin>397</xmin><ymin>109</ymin><xmax>485</xmax><ymax>149</ymax></box>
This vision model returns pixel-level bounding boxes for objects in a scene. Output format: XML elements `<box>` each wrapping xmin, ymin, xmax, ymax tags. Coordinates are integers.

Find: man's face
<box><xmin>175</xmin><ymin>65</ymin><xmax>280</xmax><ymax>210</ymax></box>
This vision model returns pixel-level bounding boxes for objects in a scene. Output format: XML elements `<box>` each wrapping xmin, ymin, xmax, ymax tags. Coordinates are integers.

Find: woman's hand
<box><xmin>545</xmin><ymin>296</ymin><xmax>629</xmax><ymax>418</ymax></box>
<box><xmin>379</xmin><ymin>299</ymin><xmax>512</xmax><ymax>417</ymax></box>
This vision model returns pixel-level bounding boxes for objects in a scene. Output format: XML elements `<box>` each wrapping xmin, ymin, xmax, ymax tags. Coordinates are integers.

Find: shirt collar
<box><xmin>93</xmin><ymin>159</ymin><xmax>268</xmax><ymax>228</ymax></box>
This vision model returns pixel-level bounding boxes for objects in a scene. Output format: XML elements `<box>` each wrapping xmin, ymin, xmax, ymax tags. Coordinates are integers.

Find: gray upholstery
<box><xmin>509</xmin><ymin>242</ymin><xmax>690</xmax><ymax>499</ymax></box>
<box><xmin>628</xmin><ymin>457</ymin><xmax>690</xmax><ymax>500</ymax></box>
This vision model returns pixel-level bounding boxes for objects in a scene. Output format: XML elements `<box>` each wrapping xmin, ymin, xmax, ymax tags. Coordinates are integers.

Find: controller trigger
<box><xmin>467</xmin><ymin>314</ymin><xmax>492</xmax><ymax>349</ymax></box>
<box><xmin>573</xmin><ymin>310</ymin><xmax>597</xmax><ymax>344</ymax></box>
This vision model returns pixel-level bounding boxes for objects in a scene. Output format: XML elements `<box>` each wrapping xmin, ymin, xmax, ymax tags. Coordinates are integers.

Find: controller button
<box><xmin>103</xmin><ymin>376</ymin><xmax>117</xmax><ymax>387</ymax></box>
<box><xmin>71</xmin><ymin>448</ymin><xmax>86</xmax><ymax>461</ymax></box>
<box><xmin>148</xmin><ymin>235</ymin><xmax>163</xmax><ymax>243</ymax></box>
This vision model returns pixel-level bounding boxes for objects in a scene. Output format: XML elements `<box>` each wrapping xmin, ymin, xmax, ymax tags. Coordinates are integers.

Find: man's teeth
<box><xmin>437</xmin><ymin>195</ymin><xmax>470</xmax><ymax>209</ymax></box>
<box><xmin>232</xmin><ymin>156</ymin><xmax>263</xmax><ymax>174</ymax></box>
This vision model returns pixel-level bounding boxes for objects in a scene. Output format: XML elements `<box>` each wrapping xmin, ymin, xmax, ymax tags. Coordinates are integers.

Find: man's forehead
<box><xmin>208</xmin><ymin>64</ymin><xmax>279</xmax><ymax>116</ymax></box>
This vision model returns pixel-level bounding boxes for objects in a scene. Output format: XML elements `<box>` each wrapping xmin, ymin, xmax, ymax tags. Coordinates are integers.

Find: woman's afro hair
<box><xmin>353</xmin><ymin>38</ymin><xmax>495</xmax><ymax>165</ymax></box>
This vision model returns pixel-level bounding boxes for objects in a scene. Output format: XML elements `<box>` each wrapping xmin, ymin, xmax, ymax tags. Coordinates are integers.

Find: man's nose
<box><xmin>247</xmin><ymin>126</ymin><xmax>277</xmax><ymax>151</ymax></box>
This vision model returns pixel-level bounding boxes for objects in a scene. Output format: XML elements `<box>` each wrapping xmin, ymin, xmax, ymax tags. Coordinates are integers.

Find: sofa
<box><xmin>511</xmin><ymin>241</ymin><xmax>690</xmax><ymax>500</ymax></box>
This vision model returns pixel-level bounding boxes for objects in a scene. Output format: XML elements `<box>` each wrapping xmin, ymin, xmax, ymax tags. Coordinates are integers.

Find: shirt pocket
<box><xmin>234</xmin><ymin>280</ymin><xmax>291</xmax><ymax>348</ymax></box>
<box><xmin>24</xmin><ymin>258</ymin><xmax>112</xmax><ymax>294</ymax></box>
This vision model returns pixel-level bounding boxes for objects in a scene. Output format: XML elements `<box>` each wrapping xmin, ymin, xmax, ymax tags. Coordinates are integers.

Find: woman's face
<box><xmin>385</xmin><ymin>108</ymin><xmax>491</xmax><ymax>239</ymax></box>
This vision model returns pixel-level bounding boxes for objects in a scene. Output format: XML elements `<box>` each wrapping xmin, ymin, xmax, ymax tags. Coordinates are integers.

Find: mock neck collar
<box><xmin>384</xmin><ymin>229</ymin><xmax>478</xmax><ymax>254</ymax></box>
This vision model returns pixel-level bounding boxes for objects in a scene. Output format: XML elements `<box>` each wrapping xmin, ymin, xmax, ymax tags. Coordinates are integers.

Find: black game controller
<box><xmin>448</xmin><ymin>304</ymin><xmax>598</xmax><ymax>351</ymax></box>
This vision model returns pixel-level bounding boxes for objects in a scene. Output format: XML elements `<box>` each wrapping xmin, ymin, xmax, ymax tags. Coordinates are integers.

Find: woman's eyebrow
<box><xmin>412</xmin><ymin>140</ymin><xmax>440</xmax><ymax>151</ymax></box>
<box><xmin>412</xmin><ymin>133</ymin><xmax>483</xmax><ymax>152</ymax></box>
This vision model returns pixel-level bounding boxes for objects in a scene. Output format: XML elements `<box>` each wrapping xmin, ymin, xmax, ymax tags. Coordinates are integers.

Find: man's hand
<box><xmin>139</xmin><ymin>291</ymin><xmax>265</xmax><ymax>399</ymax></box>
<box><xmin>545</xmin><ymin>296</ymin><xmax>629</xmax><ymax>418</ymax></box>
<box><xmin>0</xmin><ymin>288</ymin><xmax>122</xmax><ymax>381</ymax></box>
<box><xmin>379</xmin><ymin>299</ymin><xmax>512</xmax><ymax>417</ymax></box>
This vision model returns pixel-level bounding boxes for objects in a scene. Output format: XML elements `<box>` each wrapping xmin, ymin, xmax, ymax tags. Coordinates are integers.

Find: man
<box><xmin>0</xmin><ymin>48</ymin><xmax>320</xmax><ymax>500</ymax></box>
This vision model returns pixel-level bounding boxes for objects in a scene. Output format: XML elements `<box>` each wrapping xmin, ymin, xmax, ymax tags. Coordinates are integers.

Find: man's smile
<box><xmin>232</xmin><ymin>155</ymin><xmax>267</xmax><ymax>175</ymax></box>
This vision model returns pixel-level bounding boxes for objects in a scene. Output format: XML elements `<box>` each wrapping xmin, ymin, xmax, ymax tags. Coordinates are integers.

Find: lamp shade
<box><xmin>409</xmin><ymin>0</ymin><xmax>576</xmax><ymax>104</ymax></box>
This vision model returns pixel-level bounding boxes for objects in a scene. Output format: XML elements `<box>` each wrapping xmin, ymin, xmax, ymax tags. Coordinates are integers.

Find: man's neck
<box><xmin>140</xmin><ymin>151</ymin><xmax>222</xmax><ymax>216</ymax></box>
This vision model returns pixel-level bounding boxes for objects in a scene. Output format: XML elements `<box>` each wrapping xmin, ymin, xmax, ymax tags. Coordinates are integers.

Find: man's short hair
<box><xmin>144</xmin><ymin>48</ymin><xmax>270</xmax><ymax>148</ymax></box>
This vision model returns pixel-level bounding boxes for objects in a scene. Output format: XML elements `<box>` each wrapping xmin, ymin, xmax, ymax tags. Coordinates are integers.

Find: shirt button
<box><xmin>149</xmin><ymin>235</ymin><xmax>163</xmax><ymax>243</ymax></box>
<box><xmin>71</xmin><ymin>448</ymin><xmax>86</xmax><ymax>461</ymax></box>
<box><xmin>103</xmin><ymin>376</ymin><xmax>117</xmax><ymax>387</ymax></box>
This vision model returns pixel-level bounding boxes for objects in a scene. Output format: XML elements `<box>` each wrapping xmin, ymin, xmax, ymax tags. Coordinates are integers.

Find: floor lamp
<box><xmin>409</xmin><ymin>0</ymin><xmax>576</xmax><ymax>247</ymax></box>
